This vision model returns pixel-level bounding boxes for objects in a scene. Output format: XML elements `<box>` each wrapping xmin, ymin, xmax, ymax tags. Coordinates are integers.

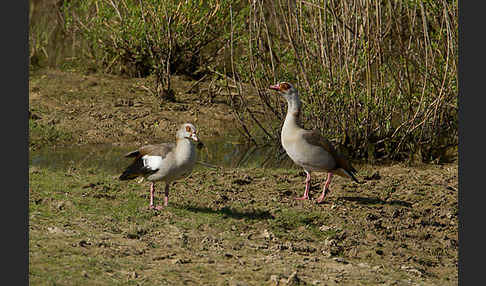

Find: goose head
<box><xmin>269</xmin><ymin>82</ymin><xmax>299</xmax><ymax>102</ymax></box>
<box><xmin>177</xmin><ymin>123</ymin><xmax>199</xmax><ymax>143</ymax></box>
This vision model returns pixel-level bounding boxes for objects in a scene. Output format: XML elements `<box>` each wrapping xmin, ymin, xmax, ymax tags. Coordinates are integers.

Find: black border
<box><xmin>2</xmin><ymin>0</ymin><xmax>29</xmax><ymax>285</ymax></box>
<box><xmin>458</xmin><ymin>0</ymin><xmax>477</xmax><ymax>285</ymax></box>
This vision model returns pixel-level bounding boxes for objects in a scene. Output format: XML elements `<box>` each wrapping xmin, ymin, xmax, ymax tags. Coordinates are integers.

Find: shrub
<box><xmin>34</xmin><ymin>0</ymin><xmax>457</xmax><ymax>162</ymax></box>
<box><xmin>63</xmin><ymin>0</ymin><xmax>237</xmax><ymax>98</ymax></box>
<box><xmin>226</xmin><ymin>0</ymin><xmax>458</xmax><ymax>162</ymax></box>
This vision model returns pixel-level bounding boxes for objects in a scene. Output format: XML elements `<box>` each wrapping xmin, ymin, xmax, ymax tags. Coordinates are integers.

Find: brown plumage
<box><xmin>301</xmin><ymin>130</ymin><xmax>359</xmax><ymax>183</ymax></box>
<box><xmin>119</xmin><ymin>143</ymin><xmax>175</xmax><ymax>181</ymax></box>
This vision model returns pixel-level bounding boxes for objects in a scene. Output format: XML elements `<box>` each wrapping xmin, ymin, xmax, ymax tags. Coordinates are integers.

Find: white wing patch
<box><xmin>142</xmin><ymin>155</ymin><xmax>163</xmax><ymax>171</ymax></box>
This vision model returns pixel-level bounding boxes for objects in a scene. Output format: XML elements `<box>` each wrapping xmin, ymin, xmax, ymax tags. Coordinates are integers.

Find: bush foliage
<box><xmin>30</xmin><ymin>0</ymin><xmax>458</xmax><ymax>162</ymax></box>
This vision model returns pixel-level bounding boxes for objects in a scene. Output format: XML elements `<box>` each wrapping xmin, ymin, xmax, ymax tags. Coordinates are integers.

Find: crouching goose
<box><xmin>119</xmin><ymin>123</ymin><xmax>200</xmax><ymax>210</ymax></box>
<box><xmin>270</xmin><ymin>82</ymin><xmax>360</xmax><ymax>203</ymax></box>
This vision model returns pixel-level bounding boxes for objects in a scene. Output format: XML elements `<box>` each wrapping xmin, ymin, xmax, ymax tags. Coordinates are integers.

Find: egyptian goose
<box><xmin>270</xmin><ymin>82</ymin><xmax>360</xmax><ymax>203</ymax></box>
<box><xmin>119</xmin><ymin>123</ymin><xmax>200</xmax><ymax>210</ymax></box>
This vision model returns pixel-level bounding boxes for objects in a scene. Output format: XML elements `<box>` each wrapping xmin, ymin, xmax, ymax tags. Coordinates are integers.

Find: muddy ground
<box><xmin>29</xmin><ymin>69</ymin><xmax>245</xmax><ymax>150</ymax></box>
<box><xmin>29</xmin><ymin>69</ymin><xmax>458</xmax><ymax>285</ymax></box>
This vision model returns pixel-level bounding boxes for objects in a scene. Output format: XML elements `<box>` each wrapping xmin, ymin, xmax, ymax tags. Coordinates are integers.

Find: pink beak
<box><xmin>191</xmin><ymin>133</ymin><xmax>199</xmax><ymax>142</ymax></box>
<box><xmin>269</xmin><ymin>84</ymin><xmax>280</xmax><ymax>91</ymax></box>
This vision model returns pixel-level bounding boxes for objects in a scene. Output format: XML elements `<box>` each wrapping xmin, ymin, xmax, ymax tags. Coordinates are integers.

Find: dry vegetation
<box><xmin>30</xmin><ymin>0</ymin><xmax>458</xmax><ymax>162</ymax></box>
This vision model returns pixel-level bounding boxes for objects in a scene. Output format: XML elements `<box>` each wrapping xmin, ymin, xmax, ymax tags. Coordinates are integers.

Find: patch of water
<box><xmin>29</xmin><ymin>138</ymin><xmax>296</xmax><ymax>175</ymax></box>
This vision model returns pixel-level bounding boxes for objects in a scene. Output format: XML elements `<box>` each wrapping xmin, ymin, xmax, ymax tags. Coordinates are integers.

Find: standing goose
<box><xmin>270</xmin><ymin>82</ymin><xmax>360</xmax><ymax>203</ymax></box>
<box><xmin>119</xmin><ymin>123</ymin><xmax>200</xmax><ymax>210</ymax></box>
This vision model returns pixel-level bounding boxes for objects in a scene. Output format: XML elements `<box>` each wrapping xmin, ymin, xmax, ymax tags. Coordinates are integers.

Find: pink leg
<box><xmin>149</xmin><ymin>182</ymin><xmax>155</xmax><ymax>209</ymax></box>
<box><xmin>149</xmin><ymin>182</ymin><xmax>166</xmax><ymax>210</ymax></box>
<box><xmin>295</xmin><ymin>170</ymin><xmax>311</xmax><ymax>200</ymax></box>
<box><xmin>317</xmin><ymin>173</ymin><xmax>333</xmax><ymax>203</ymax></box>
<box><xmin>163</xmin><ymin>183</ymin><xmax>169</xmax><ymax>207</ymax></box>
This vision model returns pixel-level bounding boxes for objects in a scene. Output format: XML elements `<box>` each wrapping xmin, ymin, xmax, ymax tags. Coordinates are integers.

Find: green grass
<box><xmin>29</xmin><ymin>162</ymin><xmax>458</xmax><ymax>285</ymax></box>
